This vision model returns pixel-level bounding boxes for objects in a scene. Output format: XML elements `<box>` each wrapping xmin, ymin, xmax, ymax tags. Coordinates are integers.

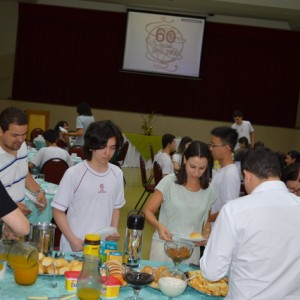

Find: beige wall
<box><xmin>1</xmin><ymin>99</ymin><xmax>299</xmax><ymax>153</ymax></box>
<box><xmin>0</xmin><ymin>0</ymin><xmax>299</xmax><ymax>146</ymax></box>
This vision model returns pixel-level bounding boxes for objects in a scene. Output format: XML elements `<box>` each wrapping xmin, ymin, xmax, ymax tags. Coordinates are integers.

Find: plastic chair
<box><xmin>41</xmin><ymin>158</ymin><xmax>69</xmax><ymax>185</ymax></box>
<box><xmin>69</xmin><ymin>145</ymin><xmax>85</xmax><ymax>159</ymax></box>
<box><xmin>153</xmin><ymin>161</ymin><xmax>163</xmax><ymax>186</ymax></box>
<box><xmin>30</xmin><ymin>128</ymin><xmax>45</xmax><ymax>142</ymax></box>
<box><xmin>25</xmin><ymin>140</ymin><xmax>36</xmax><ymax>148</ymax></box>
<box><xmin>56</xmin><ymin>139</ymin><xmax>68</xmax><ymax>149</ymax></box>
<box><xmin>134</xmin><ymin>156</ymin><xmax>156</xmax><ymax>212</ymax></box>
<box><xmin>110</xmin><ymin>141</ymin><xmax>129</xmax><ymax>167</ymax></box>
<box><xmin>149</xmin><ymin>143</ymin><xmax>154</xmax><ymax>163</ymax></box>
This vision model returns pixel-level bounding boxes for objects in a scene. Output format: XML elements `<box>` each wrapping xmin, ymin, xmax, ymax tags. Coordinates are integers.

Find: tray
<box><xmin>186</xmin><ymin>270</ymin><xmax>228</xmax><ymax>297</ymax></box>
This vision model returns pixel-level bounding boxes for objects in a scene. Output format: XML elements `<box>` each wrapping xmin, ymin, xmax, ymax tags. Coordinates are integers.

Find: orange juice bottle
<box><xmin>77</xmin><ymin>287</ymin><xmax>101</xmax><ymax>300</ymax></box>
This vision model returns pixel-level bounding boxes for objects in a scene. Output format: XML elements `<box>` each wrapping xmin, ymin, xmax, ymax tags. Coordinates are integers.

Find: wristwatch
<box><xmin>33</xmin><ymin>189</ymin><xmax>45</xmax><ymax>196</ymax></box>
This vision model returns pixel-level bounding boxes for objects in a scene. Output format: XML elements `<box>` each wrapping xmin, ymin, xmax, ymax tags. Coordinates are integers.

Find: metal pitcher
<box><xmin>31</xmin><ymin>222</ymin><xmax>56</xmax><ymax>255</ymax></box>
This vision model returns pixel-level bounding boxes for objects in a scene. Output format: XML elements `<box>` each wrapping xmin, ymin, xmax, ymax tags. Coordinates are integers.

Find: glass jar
<box><xmin>0</xmin><ymin>239</ymin><xmax>38</xmax><ymax>268</ymax></box>
<box><xmin>83</xmin><ymin>234</ymin><xmax>100</xmax><ymax>257</ymax></box>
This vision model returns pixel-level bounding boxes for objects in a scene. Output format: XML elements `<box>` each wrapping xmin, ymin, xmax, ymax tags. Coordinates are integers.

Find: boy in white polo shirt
<box><xmin>52</xmin><ymin>120</ymin><xmax>126</xmax><ymax>252</ymax></box>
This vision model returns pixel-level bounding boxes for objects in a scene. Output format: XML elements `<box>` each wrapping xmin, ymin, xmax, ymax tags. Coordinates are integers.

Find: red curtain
<box><xmin>13</xmin><ymin>3</ymin><xmax>300</xmax><ymax>127</ymax></box>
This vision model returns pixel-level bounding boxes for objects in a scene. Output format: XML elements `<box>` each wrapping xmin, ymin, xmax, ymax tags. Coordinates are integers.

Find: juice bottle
<box><xmin>77</xmin><ymin>287</ymin><xmax>101</xmax><ymax>300</ymax></box>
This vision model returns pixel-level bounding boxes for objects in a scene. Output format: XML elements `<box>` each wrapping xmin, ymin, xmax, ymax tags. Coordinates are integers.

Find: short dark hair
<box><xmin>162</xmin><ymin>133</ymin><xmax>175</xmax><ymax>149</ymax></box>
<box><xmin>282</xmin><ymin>163</ymin><xmax>300</xmax><ymax>183</ymax></box>
<box><xmin>0</xmin><ymin>107</ymin><xmax>28</xmax><ymax>132</ymax></box>
<box><xmin>83</xmin><ymin>120</ymin><xmax>124</xmax><ymax>160</ymax></box>
<box><xmin>77</xmin><ymin>102</ymin><xmax>92</xmax><ymax>116</ymax></box>
<box><xmin>211</xmin><ymin>126</ymin><xmax>238</xmax><ymax>152</ymax></box>
<box><xmin>241</xmin><ymin>147</ymin><xmax>281</xmax><ymax>179</ymax></box>
<box><xmin>233</xmin><ymin>110</ymin><xmax>242</xmax><ymax>118</ymax></box>
<box><xmin>176</xmin><ymin>140</ymin><xmax>212</xmax><ymax>189</ymax></box>
<box><xmin>44</xmin><ymin>129</ymin><xmax>58</xmax><ymax>143</ymax></box>
<box><xmin>287</xmin><ymin>150</ymin><xmax>300</xmax><ymax>163</ymax></box>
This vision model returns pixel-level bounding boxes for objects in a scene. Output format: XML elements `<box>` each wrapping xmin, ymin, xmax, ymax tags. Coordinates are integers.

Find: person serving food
<box><xmin>144</xmin><ymin>141</ymin><xmax>216</xmax><ymax>265</ymax></box>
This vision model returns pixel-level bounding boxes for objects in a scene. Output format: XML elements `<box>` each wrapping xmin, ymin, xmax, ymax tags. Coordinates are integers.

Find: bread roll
<box><xmin>38</xmin><ymin>262</ymin><xmax>46</xmax><ymax>274</ymax></box>
<box><xmin>189</xmin><ymin>232</ymin><xmax>202</xmax><ymax>239</ymax></box>
<box><xmin>41</xmin><ymin>256</ymin><xmax>54</xmax><ymax>267</ymax></box>
<box><xmin>46</xmin><ymin>264</ymin><xmax>58</xmax><ymax>275</ymax></box>
<box><xmin>70</xmin><ymin>261</ymin><xmax>83</xmax><ymax>271</ymax></box>
<box><xmin>53</xmin><ymin>258</ymin><xmax>68</xmax><ymax>268</ymax></box>
<box><xmin>68</xmin><ymin>259</ymin><xmax>80</xmax><ymax>268</ymax></box>
<box><xmin>58</xmin><ymin>266</ymin><xmax>70</xmax><ymax>275</ymax></box>
<box><xmin>38</xmin><ymin>252</ymin><xmax>45</xmax><ymax>262</ymax></box>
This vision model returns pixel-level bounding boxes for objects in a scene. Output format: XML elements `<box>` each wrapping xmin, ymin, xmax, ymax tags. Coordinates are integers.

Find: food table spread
<box><xmin>1</xmin><ymin>258</ymin><xmax>224</xmax><ymax>299</ymax></box>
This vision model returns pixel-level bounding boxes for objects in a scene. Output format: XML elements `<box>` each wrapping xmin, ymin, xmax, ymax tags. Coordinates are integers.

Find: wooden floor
<box><xmin>118</xmin><ymin>167</ymin><xmax>155</xmax><ymax>260</ymax></box>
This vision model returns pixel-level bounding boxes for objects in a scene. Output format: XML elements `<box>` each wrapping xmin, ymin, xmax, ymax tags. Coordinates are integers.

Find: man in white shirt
<box><xmin>209</xmin><ymin>126</ymin><xmax>240</xmax><ymax>223</ymax></box>
<box><xmin>29</xmin><ymin>129</ymin><xmax>73</xmax><ymax>171</ymax></box>
<box><xmin>154</xmin><ymin>133</ymin><xmax>176</xmax><ymax>177</ymax></box>
<box><xmin>200</xmin><ymin>147</ymin><xmax>300</xmax><ymax>300</ymax></box>
<box><xmin>231</xmin><ymin>110</ymin><xmax>254</xmax><ymax>148</ymax></box>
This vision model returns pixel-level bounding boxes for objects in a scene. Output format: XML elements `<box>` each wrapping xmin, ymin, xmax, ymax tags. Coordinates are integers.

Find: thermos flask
<box><xmin>123</xmin><ymin>210</ymin><xmax>145</xmax><ymax>267</ymax></box>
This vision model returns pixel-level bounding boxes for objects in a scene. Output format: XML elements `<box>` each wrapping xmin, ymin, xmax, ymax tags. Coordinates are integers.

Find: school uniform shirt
<box><xmin>200</xmin><ymin>181</ymin><xmax>300</xmax><ymax>300</ymax></box>
<box><xmin>51</xmin><ymin>160</ymin><xmax>125</xmax><ymax>252</ymax></box>
<box><xmin>32</xmin><ymin>146</ymin><xmax>73</xmax><ymax>169</ymax></box>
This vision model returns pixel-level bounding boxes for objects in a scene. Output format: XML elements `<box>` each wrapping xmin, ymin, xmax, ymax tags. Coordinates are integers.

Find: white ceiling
<box><xmin>79</xmin><ymin>0</ymin><xmax>300</xmax><ymax>31</ymax></box>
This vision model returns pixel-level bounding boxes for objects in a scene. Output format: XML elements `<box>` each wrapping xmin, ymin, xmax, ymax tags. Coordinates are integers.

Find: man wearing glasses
<box><xmin>209</xmin><ymin>126</ymin><xmax>240</xmax><ymax>223</ymax></box>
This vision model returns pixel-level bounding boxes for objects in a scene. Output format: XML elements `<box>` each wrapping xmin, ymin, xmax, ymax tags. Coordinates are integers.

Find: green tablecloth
<box><xmin>124</xmin><ymin>133</ymin><xmax>161</xmax><ymax>161</ymax></box>
<box><xmin>1</xmin><ymin>258</ymin><xmax>224</xmax><ymax>299</ymax></box>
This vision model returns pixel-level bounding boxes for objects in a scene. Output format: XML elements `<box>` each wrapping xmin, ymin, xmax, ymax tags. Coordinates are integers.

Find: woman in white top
<box><xmin>172</xmin><ymin>136</ymin><xmax>193</xmax><ymax>172</ymax></box>
<box><xmin>63</xmin><ymin>102</ymin><xmax>95</xmax><ymax>146</ymax></box>
<box><xmin>144</xmin><ymin>141</ymin><xmax>216</xmax><ymax>265</ymax></box>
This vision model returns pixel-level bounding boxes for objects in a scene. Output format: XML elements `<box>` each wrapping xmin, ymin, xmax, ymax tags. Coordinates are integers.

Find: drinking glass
<box><xmin>158</xmin><ymin>268</ymin><xmax>187</xmax><ymax>299</ymax></box>
<box><xmin>122</xmin><ymin>266</ymin><xmax>154</xmax><ymax>300</ymax></box>
<box><xmin>164</xmin><ymin>241</ymin><xmax>194</xmax><ymax>271</ymax></box>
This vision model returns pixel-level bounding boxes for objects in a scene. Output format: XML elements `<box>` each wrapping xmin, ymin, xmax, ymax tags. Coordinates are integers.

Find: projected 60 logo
<box><xmin>145</xmin><ymin>17</ymin><xmax>186</xmax><ymax>72</ymax></box>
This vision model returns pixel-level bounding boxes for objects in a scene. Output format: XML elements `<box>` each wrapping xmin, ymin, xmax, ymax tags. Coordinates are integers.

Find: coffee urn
<box><xmin>123</xmin><ymin>210</ymin><xmax>145</xmax><ymax>267</ymax></box>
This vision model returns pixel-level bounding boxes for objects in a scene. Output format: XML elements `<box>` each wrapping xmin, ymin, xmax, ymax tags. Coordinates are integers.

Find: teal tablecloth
<box><xmin>0</xmin><ymin>258</ymin><xmax>224</xmax><ymax>299</ymax></box>
<box><xmin>25</xmin><ymin>180</ymin><xmax>58</xmax><ymax>224</ymax></box>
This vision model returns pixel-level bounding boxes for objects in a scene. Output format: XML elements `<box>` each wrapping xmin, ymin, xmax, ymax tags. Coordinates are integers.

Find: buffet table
<box><xmin>2</xmin><ymin>258</ymin><xmax>224</xmax><ymax>299</ymax></box>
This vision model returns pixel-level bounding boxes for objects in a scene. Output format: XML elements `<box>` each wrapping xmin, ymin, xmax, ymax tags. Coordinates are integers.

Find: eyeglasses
<box><xmin>287</xmin><ymin>186</ymin><xmax>300</xmax><ymax>196</ymax></box>
<box><xmin>208</xmin><ymin>144</ymin><xmax>226</xmax><ymax>149</ymax></box>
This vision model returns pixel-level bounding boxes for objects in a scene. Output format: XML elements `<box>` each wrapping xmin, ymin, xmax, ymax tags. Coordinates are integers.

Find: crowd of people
<box><xmin>0</xmin><ymin>105</ymin><xmax>299</xmax><ymax>299</ymax></box>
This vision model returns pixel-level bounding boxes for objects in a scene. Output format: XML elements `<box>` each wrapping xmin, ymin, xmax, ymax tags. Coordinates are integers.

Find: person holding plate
<box><xmin>144</xmin><ymin>140</ymin><xmax>217</xmax><ymax>265</ymax></box>
<box><xmin>51</xmin><ymin>120</ymin><xmax>126</xmax><ymax>252</ymax></box>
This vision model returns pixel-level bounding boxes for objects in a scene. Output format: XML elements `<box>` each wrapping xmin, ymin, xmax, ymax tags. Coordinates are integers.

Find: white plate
<box><xmin>177</xmin><ymin>236</ymin><xmax>206</xmax><ymax>242</ymax></box>
<box><xmin>59</xmin><ymin>126</ymin><xmax>68</xmax><ymax>133</ymax></box>
<box><xmin>97</xmin><ymin>226</ymin><xmax>117</xmax><ymax>240</ymax></box>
